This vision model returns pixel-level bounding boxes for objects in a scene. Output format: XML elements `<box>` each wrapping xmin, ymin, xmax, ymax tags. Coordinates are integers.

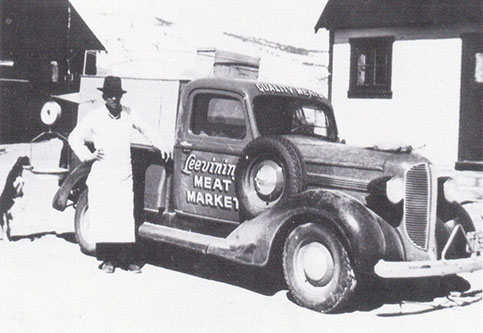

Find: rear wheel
<box><xmin>283</xmin><ymin>223</ymin><xmax>357</xmax><ymax>313</ymax></box>
<box><xmin>74</xmin><ymin>189</ymin><xmax>96</xmax><ymax>256</ymax></box>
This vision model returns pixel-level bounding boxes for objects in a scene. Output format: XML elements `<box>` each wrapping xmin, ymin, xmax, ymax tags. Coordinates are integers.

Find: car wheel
<box><xmin>235</xmin><ymin>136</ymin><xmax>307</xmax><ymax>219</ymax></box>
<box><xmin>283</xmin><ymin>223</ymin><xmax>357</xmax><ymax>313</ymax></box>
<box><xmin>74</xmin><ymin>189</ymin><xmax>96</xmax><ymax>256</ymax></box>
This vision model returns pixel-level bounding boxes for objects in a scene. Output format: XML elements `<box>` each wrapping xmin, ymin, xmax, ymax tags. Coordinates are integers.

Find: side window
<box><xmin>348</xmin><ymin>37</ymin><xmax>394</xmax><ymax>99</ymax></box>
<box><xmin>190</xmin><ymin>94</ymin><xmax>246</xmax><ymax>139</ymax></box>
<box><xmin>296</xmin><ymin>106</ymin><xmax>329</xmax><ymax>137</ymax></box>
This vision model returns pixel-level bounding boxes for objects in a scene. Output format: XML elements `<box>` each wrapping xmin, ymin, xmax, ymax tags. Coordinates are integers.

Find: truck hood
<box><xmin>283</xmin><ymin>135</ymin><xmax>428</xmax><ymax>177</ymax></box>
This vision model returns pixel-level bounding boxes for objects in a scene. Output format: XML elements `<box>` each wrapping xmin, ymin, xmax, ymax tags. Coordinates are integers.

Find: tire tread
<box><xmin>282</xmin><ymin>223</ymin><xmax>357</xmax><ymax>313</ymax></box>
<box><xmin>235</xmin><ymin>135</ymin><xmax>307</xmax><ymax>219</ymax></box>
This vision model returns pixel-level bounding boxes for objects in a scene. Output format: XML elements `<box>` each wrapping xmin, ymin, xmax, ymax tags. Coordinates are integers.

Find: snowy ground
<box><xmin>0</xmin><ymin>143</ymin><xmax>481</xmax><ymax>333</ymax></box>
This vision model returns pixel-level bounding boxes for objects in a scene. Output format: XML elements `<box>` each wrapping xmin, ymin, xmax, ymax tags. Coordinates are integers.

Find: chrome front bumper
<box><xmin>375</xmin><ymin>228</ymin><xmax>482</xmax><ymax>278</ymax></box>
<box><xmin>374</xmin><ymin>256</ymin><xmax>482</xmax><ymax>278</ymax></box>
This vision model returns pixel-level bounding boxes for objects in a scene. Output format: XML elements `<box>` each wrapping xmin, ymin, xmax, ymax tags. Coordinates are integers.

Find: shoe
<box><xmin>127</xmin><ymin>263</ymin><xmax>142</xmax><ymax>273</ymax></box>
<box><xmin>99</xmin><ymin>261</ymin><xmax>115</xmax><ymax>273</ymax></box>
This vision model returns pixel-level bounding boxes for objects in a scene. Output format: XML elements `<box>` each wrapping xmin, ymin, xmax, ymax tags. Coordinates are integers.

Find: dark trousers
<box><xmin>96</xmin><ymin>242</ymin><xmax>142</xmax><ymax>264</ymax></box>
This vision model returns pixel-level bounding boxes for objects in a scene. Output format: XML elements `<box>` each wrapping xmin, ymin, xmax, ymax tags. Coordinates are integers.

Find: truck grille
<box><xmin>404</xmin><ymin>163</ymin><xmax>431</xmax><ymax>249</ymax></box>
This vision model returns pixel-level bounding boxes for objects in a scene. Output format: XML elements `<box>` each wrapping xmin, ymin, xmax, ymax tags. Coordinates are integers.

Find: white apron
<box><xmin>70</xmin><ymin>107</ymin><xmax>136</xmax><ymax>243</ymax></box>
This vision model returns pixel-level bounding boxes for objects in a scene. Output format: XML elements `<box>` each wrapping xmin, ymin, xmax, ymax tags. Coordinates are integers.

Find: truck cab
<box><xmin>52</xmin><ymin>75</ymin><xmax>482</xmax><ymax>313</ymax></box>
<box><xmin>172</xmin><ymin>78</ymin><xmax>337</xmax><ymax>222</ymax></box>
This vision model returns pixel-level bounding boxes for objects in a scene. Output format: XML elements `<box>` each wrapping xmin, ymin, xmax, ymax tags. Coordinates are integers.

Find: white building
<box><xmin>315</xmin><ymin>0</ymin><xmax>482</xmax><ymax>169</ymax></box>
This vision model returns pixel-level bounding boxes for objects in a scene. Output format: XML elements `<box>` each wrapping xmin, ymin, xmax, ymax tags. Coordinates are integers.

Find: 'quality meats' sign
<box><xmin>255</xmin><ymin>83</ymin><xmax>323</xmax><ymax>99</ymax></box>
<box><xmin>182</xmin><ymin>153</ymin><xmax>239</xmax><ymax>212</ymax></box>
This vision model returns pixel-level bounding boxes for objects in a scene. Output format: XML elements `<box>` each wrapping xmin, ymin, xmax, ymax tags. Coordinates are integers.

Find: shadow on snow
<box><xmin>8</xmin><ymin>232</ymin><xmax>480</xmax><ymax>314</ymax></box>
<box><xmin>141</xmin><ymin>241</ymin><xmax>481</xmax><ymax>314</ymax></box>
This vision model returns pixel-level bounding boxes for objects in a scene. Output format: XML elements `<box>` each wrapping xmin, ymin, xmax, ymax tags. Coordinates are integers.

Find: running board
<box><xmin>138</xmin><ymin>222</ymin><xmax>266</xmax><ymax>267</ymax></box>
<box><xmin>138</xmin><ymin>222</ymin><xmax>224</xmax><ymax>253</ymax></box>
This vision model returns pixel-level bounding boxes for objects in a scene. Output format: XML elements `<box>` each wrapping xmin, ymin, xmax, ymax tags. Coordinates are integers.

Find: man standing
<box><xmin>68</xmin><ymin>76</ymin><xmax>171</xmax><ymax>273</ymax></box>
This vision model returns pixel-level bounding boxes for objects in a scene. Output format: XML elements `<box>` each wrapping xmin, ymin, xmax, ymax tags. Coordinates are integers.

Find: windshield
<box><xmin>253</xmin><ymin>95</ymin><xmax>336</xmax><ymax>140</ymax></box>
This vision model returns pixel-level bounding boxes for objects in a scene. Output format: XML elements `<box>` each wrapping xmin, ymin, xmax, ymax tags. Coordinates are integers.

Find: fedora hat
<box><xmin>97</xmin><ymin>76</ymin><xmax>127</xmax><ymax>94</ymax></box>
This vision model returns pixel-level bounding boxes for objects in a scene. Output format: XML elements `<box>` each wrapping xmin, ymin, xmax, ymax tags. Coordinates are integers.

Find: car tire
<box><xmin>283</xmin><ymin>223</ymin><xmax>357</xmax><ymax>313</ymax></box>
<box><xmin>235</xmin><ymin>136</ymin><xmax>307</xmax><ymax>220</ymax></box>
<box><xmin>74</xmin><ymin>189</ymin><xmax>96</xmax><ymax>256</ymax></box>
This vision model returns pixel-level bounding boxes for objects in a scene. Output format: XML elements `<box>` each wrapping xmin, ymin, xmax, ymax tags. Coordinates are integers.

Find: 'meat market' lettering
<box><xmin>186</xmin><ymin>191</ymin><xmax>239</xmax><ymax>211</ymax></box>
<box><xmin>194</xmin><ymin>175</ymin><xmax>232</xmax><ymax>192</ymax></box>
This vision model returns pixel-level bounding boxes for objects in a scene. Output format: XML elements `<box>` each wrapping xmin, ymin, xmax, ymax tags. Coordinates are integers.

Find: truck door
<box><xmin>173</xmin><ymin>90</ymin><xmax>253</xmax><ymax>223</ymax></box>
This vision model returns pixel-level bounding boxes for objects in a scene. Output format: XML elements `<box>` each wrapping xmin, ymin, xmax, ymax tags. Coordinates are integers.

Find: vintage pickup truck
<box><xmin>48</xmin><ymin>75</ymin><xmax>482</xmax><ymax>313</ymax></box>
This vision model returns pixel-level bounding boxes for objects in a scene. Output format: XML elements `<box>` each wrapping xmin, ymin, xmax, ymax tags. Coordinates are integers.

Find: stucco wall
<box><xmin>331</xmin><ymin>37</ymin><xmax>462</xmax><ymax>167</ymax></box>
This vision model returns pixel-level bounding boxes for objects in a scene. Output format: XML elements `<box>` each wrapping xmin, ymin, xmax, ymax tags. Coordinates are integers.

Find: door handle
<box><xmin>180</xmin><ymin>141</ymin><xmax>192</xmax><ymax>154</ymax></box>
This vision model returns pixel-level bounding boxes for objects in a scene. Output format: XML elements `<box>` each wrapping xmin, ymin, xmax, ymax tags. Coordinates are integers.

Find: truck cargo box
<box><xmin>76</xmin><ymin>75</ymin><xmax>187</xmax><ymax>148</ymax></box>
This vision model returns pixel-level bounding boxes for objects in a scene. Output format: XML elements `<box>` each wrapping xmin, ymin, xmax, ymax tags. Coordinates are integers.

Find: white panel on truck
<box><xmin>77</xmin><ymin>75</ymin><xmax>181</xmax><ymax>148</ymax></box>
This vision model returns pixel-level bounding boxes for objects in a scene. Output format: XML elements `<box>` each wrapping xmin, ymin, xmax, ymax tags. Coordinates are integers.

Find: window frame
<box><xmin>187</xmin><ymin>90</ymin><xmax>251</xmax><ymax>143</ymax></box>
<box><xmin>348</xmin><ymin>36</ymin><xmax>395</xmax><ymax>99</ymax></box>
<box><xmin>252</xmin><ymin>95</ymin><xmax>339</xmax><ymax>142</ymax></box>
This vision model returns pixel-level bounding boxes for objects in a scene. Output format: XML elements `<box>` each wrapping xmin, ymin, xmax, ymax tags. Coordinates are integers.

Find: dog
<box><xmin>0</xmin><ymin>156</ymin><xmax>30</xmax><ymax>241</ymax></box>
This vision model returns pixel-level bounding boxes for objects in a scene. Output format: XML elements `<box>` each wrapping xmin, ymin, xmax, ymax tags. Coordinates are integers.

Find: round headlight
<box><xmin>443</xmin><ymin>177</ymin><xmax>458</xmax><ymax>202</ymax></box>
<box><xmin>386</xmin><ymin>176</ymin><xmax>404</xmax><ymax>204</ymax></box>
<box><xmin>40</xmin><ymin>101</ymin><xmax>61</xmax><ymax>126</ymax></box>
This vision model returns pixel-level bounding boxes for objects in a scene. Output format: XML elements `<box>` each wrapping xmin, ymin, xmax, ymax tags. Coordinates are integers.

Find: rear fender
<box><xmin>52</xmin><ymin>161</ymin><xmax>92</xmax><ymax>211</ymax></box>
<box><xmin>208</xmin><ymin>189</ymin><xmax>404</xmax><ymax>272</ymax></box>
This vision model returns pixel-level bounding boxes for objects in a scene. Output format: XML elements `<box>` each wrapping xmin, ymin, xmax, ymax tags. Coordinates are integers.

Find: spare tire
<box><xmin>235</xmin><ymin>135</ymin><xmax>307</xmax><ymax>220</ymax></box>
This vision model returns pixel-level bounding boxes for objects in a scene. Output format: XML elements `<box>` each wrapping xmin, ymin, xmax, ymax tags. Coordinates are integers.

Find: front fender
<box><xmin>208</xmin><ymin>189</ymin><xmax>405</xmax><ymax>272</ymax></box>
<box><xmin>52</xmin><ymin>161</ymin><xmax>92</xmax><ymax>211</ymax></box>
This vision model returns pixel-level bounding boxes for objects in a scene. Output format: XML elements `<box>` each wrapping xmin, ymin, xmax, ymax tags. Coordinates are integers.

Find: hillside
<box><xmin>70</xmin><ymin>0</ymin><xmax>329</xmax><ymax>93</ymax></box>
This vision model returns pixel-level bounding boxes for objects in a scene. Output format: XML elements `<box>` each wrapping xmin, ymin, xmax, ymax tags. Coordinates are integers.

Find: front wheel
<box><xmin>74</xmin><ymin>189</ymin><xmax>96</xmax><ymax>256</ymax></box>
<box><xmin>283</xmin><ymin>223</ymin><xmax>357</xmax><ymax>313</ymax></box>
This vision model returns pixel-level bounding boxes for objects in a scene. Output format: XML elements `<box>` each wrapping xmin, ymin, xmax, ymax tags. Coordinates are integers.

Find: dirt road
<box><xmin>1</xmin><ymin>144</ymin><xmax>481</xmax><ymax>332</ymax></box>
